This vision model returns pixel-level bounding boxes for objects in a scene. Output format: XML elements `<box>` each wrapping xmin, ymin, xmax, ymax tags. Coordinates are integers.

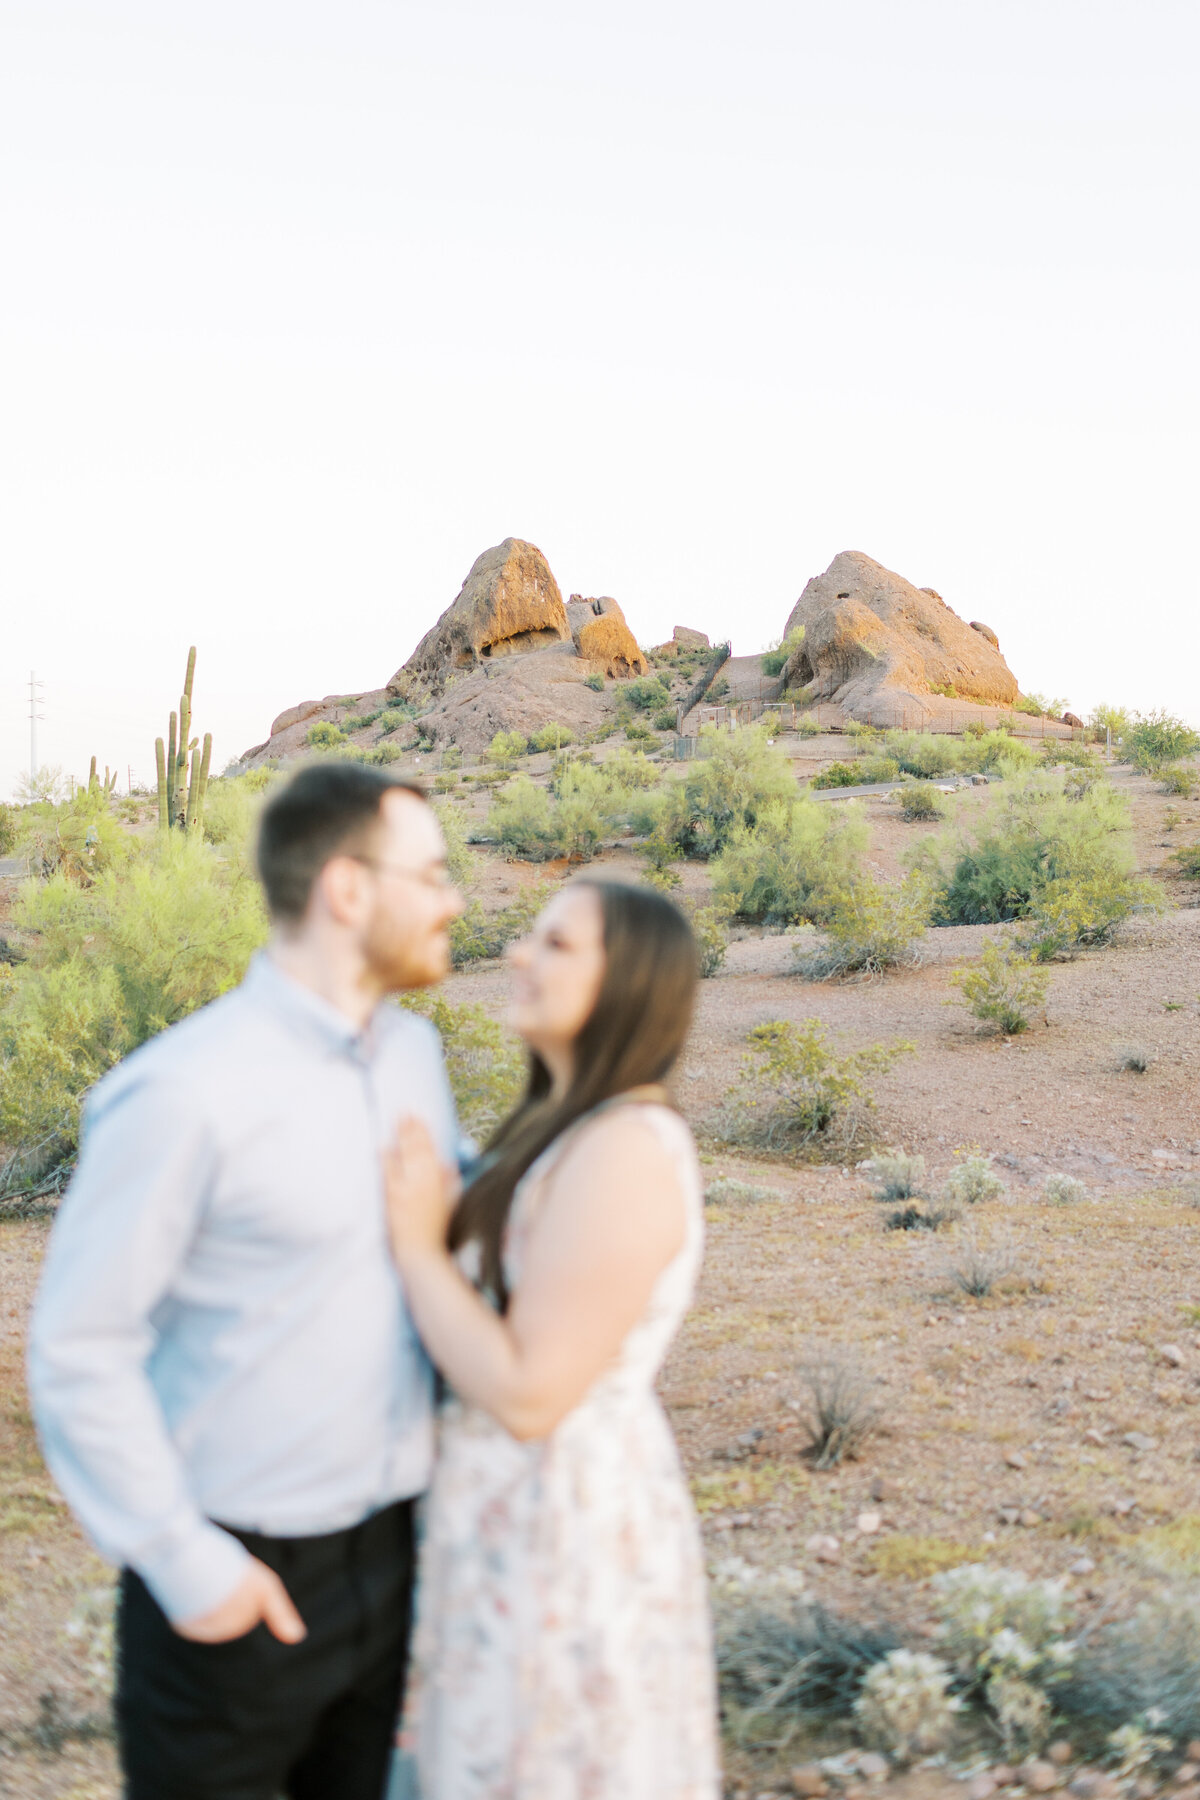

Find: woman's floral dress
<box><xmin>409</xmin><ymin>1102</ymin><xmax>720</xmax><ymax>1799</ymax></box>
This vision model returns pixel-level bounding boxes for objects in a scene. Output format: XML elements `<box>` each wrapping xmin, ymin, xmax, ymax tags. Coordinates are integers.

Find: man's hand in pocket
<box><xmin>176</xmin><ymin>1558</ymin><xmax>306</xmax><ymax>1645</ymax></box>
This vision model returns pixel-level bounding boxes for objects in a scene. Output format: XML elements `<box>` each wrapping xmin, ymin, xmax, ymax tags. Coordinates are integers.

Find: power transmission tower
<box><xmin>27</xmin><ymin>672</ymin><xmax>44</xmax><ymax>788</ymax></box>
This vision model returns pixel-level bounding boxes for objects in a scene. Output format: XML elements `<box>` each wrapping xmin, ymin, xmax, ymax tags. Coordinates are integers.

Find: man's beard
<box><xmin>362</xmin><ymin>908</ymin><xmax>448</xmax><ymax>992</ymax></box>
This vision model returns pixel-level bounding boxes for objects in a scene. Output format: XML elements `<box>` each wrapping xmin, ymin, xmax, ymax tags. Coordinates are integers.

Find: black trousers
<box><xmin>116</xmin><ymin>1500</ymin><xmax>415</xmax><ymax>1800</ymax></box>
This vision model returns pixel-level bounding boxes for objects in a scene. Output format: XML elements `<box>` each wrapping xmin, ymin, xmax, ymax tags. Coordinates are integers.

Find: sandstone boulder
<box><xmin>416</xmin><ymin>641</ymin><xmax>610</xmax><ymax>755</ymax></box>
<box><xmin>970</xmin><ymin>620</ymin><xmax>1001</xmax><ymax>650</ymax></box>
<box><xmin>565</xmin><ymin>594</ymin><xmax>647</xmax><ymax>679</ymax></box>
<box><xmin>673</xmin><ymin>625</ymin><xmax>710</xmax><ymax>648</ymax></box>
<box><xmin>390</xmin><ymin>538</ymin><xmax>569</xmax><ymax>695</ymax></box>
<box><xmin>782</xmin><ymin>551</ymin><xmax>1020</xmax><ymax>727</ymax></box>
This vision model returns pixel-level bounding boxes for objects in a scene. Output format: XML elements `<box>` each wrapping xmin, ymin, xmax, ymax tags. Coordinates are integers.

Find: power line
<box><xmin>27</xmin><ymin>671</ymin><xmax>44</xmax><ymax>785</ymax></box>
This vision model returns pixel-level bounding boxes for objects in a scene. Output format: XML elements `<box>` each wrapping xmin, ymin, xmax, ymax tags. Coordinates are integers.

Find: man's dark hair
<box><xmin>256</xmin><ymin>762</ymin><xmax>427</xmax><ymax>922</ymax></box>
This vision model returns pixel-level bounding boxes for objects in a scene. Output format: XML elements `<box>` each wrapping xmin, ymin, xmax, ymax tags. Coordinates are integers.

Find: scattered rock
<box><xmin>870</xmin><ymin>1477</ymin><xmax>901</xmax><ymax>1502</ymax></box>
<box><xmin>1112</xmin><ymin>1497</ymin><xmax>1137</xmax><ymax>1516</ymax></box>
<box><xmin>1068</xmin><ymin>1556</ymin><xmax>1096</xmax><ymax>1576</ymax></box>
<box><xmin>1019</xmin><ymin>1760</ymin><xmax>1060</xmax><ymax>1792</ymax></box>
<box><xmin>1048</xmin><ymin>1742</ymin><xmax>1075</xmax><ymax>1766</ymax></box>
<box><xmin>1161</xmin><ymin>1344</ymin><xmax>1186</xmax><ymax>1367</ymax></box>
<box><xmin>991</xmin><ymin>1768</ymin><xmax>1016</xmax><ymax>1789</ymax></box>
<box><xmin>1061</xmin><ymin>712</ymin><xmax>1084</xmax><ymax>729</ymax></box>
<box><xmin>855</xmin><ymin>1510</ymin><xmax>883</xmax><ymax>1536</ymax></box>
<box><xmin>970</xmin><ymin>620</ymin><xmax>1001</xmax><ymax>649</ymax></box>
<box><xmin>806</xmin><ymin>1534</ymin><xmax>841</xmax><ymax>1563</ymax></box>
<box><xmin>969</xmin><ymin>1777</ymin><xmax>998</xmax><ymax>1800</ymax></box>
<box><xmin>789</xmin><ymin>1764</ymin><xmax>828</xmax><ymax>1797</ymax></box>
<box><xmin>1004</xmin><ymin>1449</ymin><xmax>1028</xmax><ymax>1469</ymax></box>
<box><xmin>673</xmin><ymin>625</ymin><xmax>710</xmax><ymax>648</ymax></box>
<box><xmin>1123</xmin><ymin>1432</ymin><xmax>1158</xmax><ymax>1453</ymax></box>
<box><xmin>1174</xmin><ymin>1766</ymin><xmax>1199</xmax><ymax>1787</ymax></box>
<box><xmin>1020</xmin><ymin>1509</ymin><xmax>1043</xmax><ymax>1528</ymax></box>
<box><xmin>1083</xmin><ymin>1429</ymin><xmax>1107</xmax><ymax>1447</ymax></box>
<box><xmin>856</xmin><ymin>1753</ymin><xmax>890</xmax><ymax>1781</ymax></box>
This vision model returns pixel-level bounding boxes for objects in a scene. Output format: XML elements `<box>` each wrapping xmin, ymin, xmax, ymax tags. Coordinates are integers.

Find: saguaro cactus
<box><xmin>156</xmin><ymin>648</ymin><xmax>211</xmax><ymax>832</ymax></box>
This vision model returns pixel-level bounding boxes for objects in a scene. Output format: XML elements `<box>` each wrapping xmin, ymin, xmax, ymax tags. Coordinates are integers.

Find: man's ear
<box><xmin>315</xmin><ymin>854</ymin><xmax>367</xmax><ymax>928</ymax></box>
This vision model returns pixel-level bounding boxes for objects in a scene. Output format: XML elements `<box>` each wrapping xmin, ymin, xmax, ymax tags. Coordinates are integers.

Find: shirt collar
<box><xmin>242</xmin><ymin>951</ymin><xmax>381</xmax><ymax>1059</ymax></box>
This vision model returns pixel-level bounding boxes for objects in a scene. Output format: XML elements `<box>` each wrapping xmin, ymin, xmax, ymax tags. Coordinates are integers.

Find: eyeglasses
<box><xmin>349</xmin><ymin>855</ymin><xmax>454</xmax><ymax>891</ymax></box>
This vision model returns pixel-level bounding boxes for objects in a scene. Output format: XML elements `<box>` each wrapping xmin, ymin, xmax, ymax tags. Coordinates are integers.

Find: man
<box><xmin>29</xmin><ymin>762</ymin><xmax>464</xmax><ymax>1800</ymax></box>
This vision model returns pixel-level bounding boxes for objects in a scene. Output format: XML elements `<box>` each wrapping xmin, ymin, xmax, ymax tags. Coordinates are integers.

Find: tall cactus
<box><xmin>156</xmin><ymin>648</ymin><xmax>211</xmax><ymax>832</ymax></box>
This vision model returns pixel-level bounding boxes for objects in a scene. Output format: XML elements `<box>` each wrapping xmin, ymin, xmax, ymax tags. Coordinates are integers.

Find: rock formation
<box><xmin>564</xmin><ymin>594</ymin><xmax>647</xmax><ymax>679</ymax></box>
<box><xmin>390</xmin><ymin>538</ymin><xmax>569</xmax><ymax>695</ymax></box>
<box><xmin>781</xmin><ymin>551</ymin><xmax>1020</xmax><ymax>727</ymax></box>
<box><xmin>673</xmin><ymin>626</ymin><xmax>710</xmax><ymax>648</ymax></box>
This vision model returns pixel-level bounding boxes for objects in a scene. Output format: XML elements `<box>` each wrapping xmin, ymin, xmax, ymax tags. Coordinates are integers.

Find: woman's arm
<box><xmin>385</xmin><ymin>1112</ymin><xmax>686</xmax><ymax>1441</ymax></box>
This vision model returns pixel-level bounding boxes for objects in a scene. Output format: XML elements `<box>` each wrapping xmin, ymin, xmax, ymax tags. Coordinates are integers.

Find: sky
<box><xmin>2</xmin><ymin>0</ymin><xmax>1198</xmax><ymax>797</ymax></box>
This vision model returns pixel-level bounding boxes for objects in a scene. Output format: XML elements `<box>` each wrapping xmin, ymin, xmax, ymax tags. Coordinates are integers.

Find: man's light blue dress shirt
<box><xmin>28</xmin><ymin>953</ymin><xmax>458</xmax><ymax>1625</ymax></box>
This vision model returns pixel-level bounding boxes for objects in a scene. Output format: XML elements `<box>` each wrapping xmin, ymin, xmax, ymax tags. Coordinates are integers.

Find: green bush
<box><xmin>398</xmin><ymin>992</ymin><xmax>525</xmax><ymax>1142</ymax></box>
<box><xmin>1014</xmin><ymin>692</ymin><xmax>1068</xmax><ymax>719</ymax></box>
<box><xmin>306</xmin><ymin>721</ymin><xmax>345</xmax><ymax>748</ymax></box>
<box><xmin>377</xmin><ymin>708</ymin><xmax>410</xmax><ymax>735</ymax></box>
<box><xmin>626</xmin><ymin>676</ymin><xmax>671</xmax><ymax>712</ymax></box>
<box><xmin>899</xmin><ymin>782</ymin><xmax>945</xmax><ymax>821</ymax></box>
<box><xmin>949</xmin><ymin>938</ymin><xmax>1049</xmax><ymax>1034</ymax></box>
<box><xmin>1015</xmin><ymin>869</ymin><xmax>1164</xmax><ymax>961</ymax></box>
<box><xmin>623</xmin><ymin>720</ymin><xmax>655</xmax><ymax>743</ymax></box>
<box><xmin>714</xmin><ymin>1019</ymin><xmax>914</xmax><ymax>1159</ymax></box>
<box><xmin>1088</xmin><ymin>703</ymin><xmax>1131</xmax><ymax>741</ymax></box>
<box><xmin>687</xmin><ymin>903</ymin><xmax>729</xmax><ymax>977</ymax></box>
<box><xmin>604</xmin><ymin>748</ymin><xmax>660</xmax><ymax>792</ymax></box>
<box><xmin>363</xmin><ymin>743</ymin><xmax>403</xmax><ymax>766</ymax></box>
<box><xmin>1159</xmin><ymin>764</ymin><xmax>1197</xmax><ymax>797</ymax></box>
<box><xmin>0</xmin><ymin>833</ymin><xmax>268</xmax><ymax>1184</ymax></box>
<box><xmin>793</xmin><ymin>871</ymin><xmax>935</xmax><ymax>980</ymax></box>
<box><xmin>913</xmin><ymin>768</ymin><xmax>1135</xmax><ymax>925</ymax></box>
<box><xmin>341</xmin><ymin>709</ymin><xmax>382</xmax><ymax>734</ymax></box>
<box><xmin>433</xmin><ymin>798</ymin><xmax>474</xmax><ymax>888</ymax></box>
<box><xmin>487</xmin><ymin>765</ymin><xmax>622</xmax><ymax>863</ymax></box>
<box><xmin>1172</xmin><ymin>842</ymin><xmax>1200</xmax><ymax>880</ymax></box>
<box><xmin>0</xmin><ymin>805</ymin><xmax>15</xmax><ymax>856</ymax></box>
<box><xmin>761</xmin><ymin>625</ymin><xmax>806</xmax><ymax>678</ymax></box>
<box><xmin>811</xmin><ymin>761</ymin><xmax>861</xmax><ymax>789</ymax></box>
<box><xmin>440</xmin><ymin>746</ymin><xmax>463</xmax><ymax>770</ymax></box>
<box><xmin>528</xmin><ymin>722</ymin><xmax>576</xmax><ymax>754</ymax></box>
<box><xmin>584</xmin><ymin>671</ymin><xmax>605</xmax><ymax>692</ymax></box>
<box><xmin>486</xmin><ymin>729</ymin><xmax>529</xmax><ymax>767</ymax></box>
<box><xmin>711</xmin><ymin>799</ymin><xmax>868</xmax><ymax>925</ymax></box>
<box><xmin>652</xmin><ymin>709</ymin><xmax>677</xmax><ymax>732</ymax></box>
<box><xmin>882</xmin><ymin>731</ymin><xmax>964</xmax><ymax>779</ymax></box>
<box><xmin>672</xmin><ymin>725</ymin><xmax>797</xmax><ymax>859</ymax></box>
<box><xmin>450</xmin><ymin>888</ymin><xmax>547</xmax><ymax>965</ymax></box>
<box><xmin>1122</xmin><ymin>711</ymin><xmax>1200</xmax><ymax>773</ymax></box>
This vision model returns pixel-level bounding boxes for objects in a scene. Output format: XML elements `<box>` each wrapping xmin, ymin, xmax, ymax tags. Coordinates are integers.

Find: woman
<box><xmin>384</xmin><ymin>877</ymin><xmax>720</xmax><ymax>1798</ymax></box>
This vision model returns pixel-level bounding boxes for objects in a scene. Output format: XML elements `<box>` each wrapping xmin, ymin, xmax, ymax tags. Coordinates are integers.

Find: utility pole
<box><xmin>28</xmin><ymin>671</ymin><xmax>44</xmax><ymax>788</ymax></box>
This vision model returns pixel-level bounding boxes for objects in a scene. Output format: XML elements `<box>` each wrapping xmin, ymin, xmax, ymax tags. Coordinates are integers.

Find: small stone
<box><xmin>857</xmin><ymin>1753</ymin><xmax>890</xmax><ymax>1781</ymax></box>
<box><xmin>969</xmin><ymin>1777</ymin><xmax>998</xmax><ymax>1800</ymax></box>
<box><xmin>1112</xmin><ymin>1497</ymin><xmax>1137</xmax><ymax>1516</ymax></box>
<box><xmin>856</xmin><ymin>1509</ymin><xmax>883</xmax><ymax>1536</ymax></box>
<box><xmin>1068</xmin><ymin>1556</ymin><xmax>1096</xmax><ymax>1576</ymax></box>
<box><xmin>843</xmin><ymin>1788</ymin><xmax>867</xmax><ymax>1800</ymax></box>
<box><xmin>1161</xmin><ymin>1344</ymin><xmax>1186</xmax><ymax>1367</ymax></box>
<box><xmin>790</xmin><ymin>1765</ymin><xmax>828</xmax><ymax>1797</ymax></box>
<box><xmin>998</xmin><ymin>1506</ymin><xmax>1021</xmax><ymax>1526</ymax></box>
<box><xmin>992</xmin><ymin>1768</ymin><xmax>1016</xmax><ymax>1789</ymax></box>
<box><xmin>870</xmin><ymin>1477</ymin><xmax>900</xmax><ymax>1502</ymax></box>
<box><xmin>1174</xmin><ymin>1768</ymin><xmax>1200</xmax><ymax>1787</ymax></box>
<box><xmin>1173</xmin><ymin>1787</ymin><xmax>1200</xmax><ymax>1800</ymax></box>
<box><xmin>1020</xmin><ymin>1761</ymin><xmax>1060</xmax><ymax>1792</ymax></box>
<box><xmin>1190</xmin><ymin>1743</ymin><xmax>1200</xmax><ymax>1763</ymax></box>
<box><xmin>1083</xmin><ymin>1429</ymin><xmax>1107</xmax><ymax>1447</ymax></box>
<box><xmin>1082</xmin><ymin>1389</ymin><xmax>1111</xmax><ymax>1402</ymax></box>
<box><xmin>1068</xmin><ymin>1776</ymin><xmax>1113</xmax><ymax>1800</ymax></box>
<box><xmin>1134</xmin><ymin>1779</ymin><xmax>1158</xmax><ymax>1800</ymax></box>
<box><xmin>806</xmin><ymin>1534</ymin><xmax>840</xmax><ymax>1563</ymax></box>
<box><xmin>1020</xmin><ymin>1508</ymin><xmax>1043</xmax><ymax>1527</ymax></box>
<box><xmin>1004</xmin><ymin>1449</ymin><xmax>1028</xmax><ymax>1469</ymax></box>
<box><xmin>1123</xmin><ymin>1431</ymin><xmax>1159</xmax><ymax>1453</ymax></box>
<box><xmin>1048</xmin><ymin>1742</ymin><xmax>1075</xmax><ymax>1766</ymax></box>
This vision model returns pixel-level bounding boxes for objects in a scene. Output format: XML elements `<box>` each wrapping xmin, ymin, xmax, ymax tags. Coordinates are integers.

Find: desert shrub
<box><xmin>652</xmin><ymin>709</ymin><xmax>677</xmax><ymax>732</ymax></box>
<box><xmin>943</xmin><ymin>1152</ymin><xmax>1005</xmax><ymax>1207</ymax></box>
<box><xmin>487</xmin><ymin>765</ymin><xmax>622</xmax><ymax>863</ymax></box>
<box><xmin>883</xmin><ymin>731</ymin><xmax>965</xmax><ymax>779</ymax></box>
<box><xmin>1058</xmin><ymin>1587</ymin><xmax>1200</xmax><ymax>1742</ymax></box>
<box><xmin>1042</xmin><ymin>1172</ymin><xmax>1087</xmax><ymax>1205</ymax></box>
<box><xmin>1088</xmin><ymin>702</ymin><xmax>1130</xmax><ymax>741</ymax></box>
<box><xmin>433</xmin><ymin>798</ymin><xmax>474</xmax><ymax>888</ymax></box>
<box><xmin>201</xmin><ymin>773</ymin><xmax>275</xmax><ymax>850</ymax></box>
<box><xmin>854</xmin><ymin>1650</ymin><xmax>960</xmax><ymax>1762</ymax></box>
<box><xmin>885</xmin><ymin>1200</ymin><xmax>958</xmax><ymax>1232</ymax></box>
<box><xmin>716</xmin><ymin>1595</ymin><xmax>902</xmax><ymax>1750</ymax></box>
<box><xmin>950</xmin><ymin>939</ymin><xmax>1049</xmax><ymax>1035</ymax></box>
<box><xmin>1115</xmin><ymin>1043</ymin><xmax>1153</xmax><ymax>1073</ymax></box>
<box><xmin>15</xmin><ymin>788</ymin><xmax>133</xmax><ymax>883</ymax></box>
<box><xmin>797</xmin><ymin>1350</ymin><xmax>882</xmax><ymax>1469</ymax></box>
<box><xmin>1014</xmin><ymin>692</ymin><xmax>1069</xmax><ymax>718</ymax></box>
<box><xmin>625</xmin><ymin>676</ymin><xmax>671</xmax><ymax>712</ymax></box>
<box><xmin>605</xmin><ymin>747</ymin><xmax>661</xmax><ymax>791</ymax></box>
<box><xmin>792</xmin><ymin>715</ymin><xmax>821</xmax><ymax>739</ymax></box>
<box><xmin>864</xmin><ymin>1151</ymin><xmax>926</xmax><ymax>1202</ymax></box>
<box><xmin>1171</xmin><ymin>842</ymin><xmax>1200</xmax><ymax>880</ymax></box>
<box><xmin>810</xmin><ymin>760</ymin><xmax>860</xmax><ymax>789</ymax></box>
<box><xmin>915</xmin><ymin>768</ymin><xmax>1135</xmax><ymax>925</ymax></box>
<box><xmin>708</xmin><ymin>674</ymin><xmax>730</xmax><ymax>699</ymax></box>
<box><xmin>306</xmin><ymin>721</ymin><xmax>344</xmax><ymax>748</ymax></box>
<box><xmin>440</xmin><ymin>746</ymin><xmax>462</xmax><ymax>770</ymax></box>
<box><xmin>705</xmin><ymin>1176</ymin><xmax>783</xmax><ymax>1204</ymax></box>
<box><xmin>1045</xmin><ymin>739</ymin><xmax>1100</xmax><ymax>770</ymax></box>
<box><xmin>434</xmin><ymin>773</ymin><xmax>459</xmax><ymax>793</ymax></box>
<box><xmin>714</xmin><ymin>1018</ymin><xmax>914</xmax><ymax>1158</ymax></box>
<box><xmin>933</xmin><ymin>1564</ymin><xmax>1075</xmax><ymax>1755</ymax></box>
<box><xmin>486</xmin><ymin>778</ymin><xmax>564</xmax><ymax>862</ymax></box>
<box><xmin>340</xmin><ymin>709</ymin><xmax>382</xmax><ymax>734</ymax></box>
<box><xmin>362</xmin><ymin>743</ymin><xmax>403</xmax><ymax>766</ymax></box>
<box><xmin>792</xmin><ymin>871</ymin><xmax>934</xmax><ymax>980</ymax></box>
<box><xmin>761</xmin><ymin>624</ymin><xmax>807</xmax><ymax>678</ymax></box>
<box><xmin>899</xmin><ymin>782</ymin><xmax>945</xmax><ymax>821</ymax></box>
<box><xmin>377</xmin><ymin>708</ymin><xmax>409</xmax><ymax>735</ymax></box>
<box><xmin>942</xmin><ymin>1228</ymin><xmax>1031</xmax><ymax>1298</ymax></box>
<box><xmin>648</xmin><ymin>726</ymin><xmax>800</xmax><ymax>862</ymax></box>
<box><xmin>584</xmin><ymin>671</ymin><xmax>605</xmax><ymax>692</ymax></box>
<box><xmin>1015</xmin><ymin>869</ymin><xmax>1165</xmax><ymax>962</ymax></box>
<box><xmin>450</xmin><ymin>888</ymin><xmax>545</xmax><ymax>966</ymax></box>
<box><xmin>486</xmin><ymin>729</ymin><xmax>529</xmax><ymax>767</ymax></box>
<box><xmin>711</xmin><ymin>799</ymin><xmax>868</xmax><ymax>925</ymax></box>
<box><xmin>858</xmin><ymin>755</ymin><xmax>901</xmax><ymax>784</ymax></box>
<box><xmin>1122</xmin><ymin>711</ymin><xmax>1200</xmax><ymax>773</ymax></box>
<box><xmin>0</xmin><ymin>833</ymin><xmax>267</xmax><ymax>1185</ymax></box>
<box><xmin>0</xmin><ymin>805</ymin><xmax>16</xmax><ymax>856</ymax></box>
<box><xmin>688</xmin><ymin>903</ymin><xmax>729</xmax><ymax>977</ymax></box>
<box><xmin>527</xmin><ymin>721</ymin><xmax>576</xmax><ymax>754</ymax></box>
<box><xmin>398</xmin><ymin>992</ymin><xmax>524</xmax><ymax>1142</ymax></box>
<box><xmin>1158</xmin><ymin>764</ymin><xmax>1197</xmax><ymax>796</ymax></box>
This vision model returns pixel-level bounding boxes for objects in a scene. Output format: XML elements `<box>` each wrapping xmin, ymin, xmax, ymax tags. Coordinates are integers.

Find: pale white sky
<box><xmin>3</xmin><ymin>0</ymin><xmax>1198</xmax><ymax>797</ymax></box>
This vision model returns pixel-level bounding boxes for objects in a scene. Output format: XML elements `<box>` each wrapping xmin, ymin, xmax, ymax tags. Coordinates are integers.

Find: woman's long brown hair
<box><xmin>447</xmin><ymin>879</ymin><xmax>699</xmax><ymax>1307</ymax></box>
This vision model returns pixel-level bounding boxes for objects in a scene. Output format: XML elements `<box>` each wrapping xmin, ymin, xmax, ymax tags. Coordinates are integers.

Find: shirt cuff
<box><xmin>136</xmin><ymin>1519</ymin><xmax>254</xmax><ymax>1626</ymax></box>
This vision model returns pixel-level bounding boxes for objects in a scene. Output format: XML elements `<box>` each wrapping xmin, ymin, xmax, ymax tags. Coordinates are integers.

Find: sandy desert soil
<box><xmin>1</xmin><ymin>742</ymin><xmax>1198</xmax><ymax>1797</ymax></box>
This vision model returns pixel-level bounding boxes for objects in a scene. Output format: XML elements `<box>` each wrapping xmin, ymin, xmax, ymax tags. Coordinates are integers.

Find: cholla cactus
<box><xmin>943</xmin><ymin>1152</ymin><xmax>1006</xmax><ymax>1207</ymax></box>
<box><xmin>854</xmin><ymin>1648</ymin><xmax>960</xmax><ymax>1762</ymax></box>
<box><xmin>1043</xmin><ymin>1172</ymin><xmax>1087</xmax><ymax>1205</ymax></box>
<box><xmin>933</xmin><ymin>1565</ymin><xmax>1074</xmax><ymax>1678</ymax></box>
<box><xmin>1107</xmin><ymin>1714</ymin><xmax>1173</xmax><ymax>1777</ymax></box>
<box><xmin>980</xmin><ymin>1628</ymin><xmax>1059</xmax><ymax>1754</ymax></box>
<box><xmin>710</xmin><ymin>1554</ymin><xmax>807</xmax><ymax>1604</ymax></box>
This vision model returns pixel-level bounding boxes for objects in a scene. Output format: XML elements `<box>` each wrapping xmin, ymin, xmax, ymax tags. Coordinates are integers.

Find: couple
<box><xmin>29</xmin><ymin>762</ymin><xmax>720</xmax><ymax>1800</ymax></box>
